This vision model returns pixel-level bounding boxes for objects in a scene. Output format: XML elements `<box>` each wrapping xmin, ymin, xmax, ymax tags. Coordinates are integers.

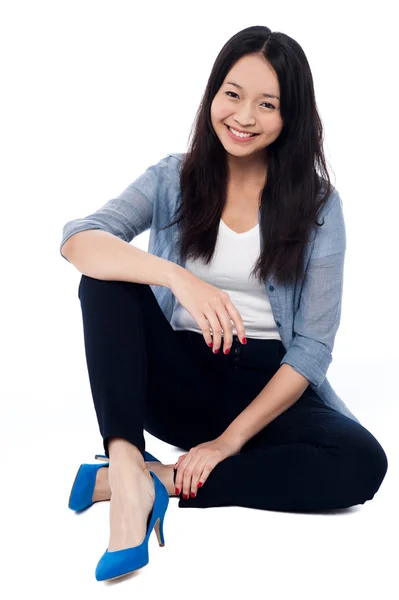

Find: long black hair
<box><xmin>159</xmin><ymin>25</ymin><xmax>333</xmax><ymax>286</ymax></box>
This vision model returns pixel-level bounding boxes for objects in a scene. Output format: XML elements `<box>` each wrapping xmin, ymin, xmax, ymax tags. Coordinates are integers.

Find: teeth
<box><xmin>228</xmin><ymin>126</ymin><xmax>256</xmax><ymax>138</ymax></box>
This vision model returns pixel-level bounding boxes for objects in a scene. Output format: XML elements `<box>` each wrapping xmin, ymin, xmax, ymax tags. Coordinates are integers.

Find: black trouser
<box><xmin>78</xmin><ymin>275</ymin><xmax>388</xmax><ymax>512</ymax></box>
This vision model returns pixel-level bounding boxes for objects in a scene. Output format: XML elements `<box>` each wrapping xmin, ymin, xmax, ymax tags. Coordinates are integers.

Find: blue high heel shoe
<box><xmin>95</xmin><ymin>470</ymin><xmax>169</xmax><ymax>581</ymax></box>
<box><xmin>68</xmin><ymin>451</ymin><xmax>161</xmax><ymax>512</ymax></box>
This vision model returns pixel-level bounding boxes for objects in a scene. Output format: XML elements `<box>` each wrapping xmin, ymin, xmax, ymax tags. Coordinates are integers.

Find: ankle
<box><xmin>153</xmin><ymin>464</ymin><xmax>176</xmax><ymax>497</ymax></box>
<box><xmin>108</xmin><ymin>438</ymin><xmax>145</xmax><ymax>468</ymax></box>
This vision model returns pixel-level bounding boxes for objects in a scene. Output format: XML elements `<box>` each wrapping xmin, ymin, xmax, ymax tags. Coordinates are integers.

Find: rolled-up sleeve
<box><xmin>280</xmin><ymin>189</ymin><xmax>347</xmax><ymax>388</ymax></box>
<box><xmin>59</xmin><ymin>154</ymin><xmax>169</xmax><ymax>261</ymax></box>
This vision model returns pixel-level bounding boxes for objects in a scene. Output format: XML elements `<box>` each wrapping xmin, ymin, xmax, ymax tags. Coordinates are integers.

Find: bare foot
<box><xmin>107</xmin><ymin>461</ymin><xmax>155</xmax><ymax>552</ymax></box>
<box><xmin>145</xmin><ymin>462</ymin><xmax>176</xmax><ymax>497</ymax></box>
<box><xmin>92</xmin><ymin>462</ymin><xmax>176</xmax><ymax>503</ymax></box>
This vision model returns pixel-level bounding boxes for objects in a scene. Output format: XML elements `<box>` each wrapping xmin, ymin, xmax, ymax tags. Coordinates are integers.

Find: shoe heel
<box><xmin>94</xmin><ymin>454</ymin><xmax>109</xmax><ymax>462</ymax></box>
<box><xmin>154</xmin><ymin>516</ymin><xmax>165</xmax><ymax>547</ymax></box>
<box><xmin>68</xmin><ymin>462</ymin><xmax>109</xmax><ymax>512</ymax></box>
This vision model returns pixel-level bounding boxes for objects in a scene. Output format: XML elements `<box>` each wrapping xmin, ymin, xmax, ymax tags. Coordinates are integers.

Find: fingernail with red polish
<box><xmin>208</xmin><ymin>342</ymin><xmax>213</xmax><ymax>347</ymax></box>
<box><xmin>175</xmin><ymin>488</ymin><xmax>180</xmax><ymax>495</ymax></box>
<box><xmin>190</xmin><ymin>492</ymin><xmax>195</xmax><ymax>498</ymax></box>
<box><xmin>197</xmin><ymin>482</ymin><xmax>203</xmax><ymax>488</ymax></box>
<box><xmin>214</xmin><ymin>349</ymin><xmax>219</xmax><ymax>354</ymax></box>
<box><xmin>224</xmin><ymin>348</ymin><xmax>230</xmax><ymax>354</ymax></box>
<box><xmin>183</xmin><ymin>494</ymin><xmax>188</xmax><ymax>500</ymax></box>
<box><xmin>242</xmin><ymin>337</ymin><xmax>247</xmax><ymax>344</ymax></box>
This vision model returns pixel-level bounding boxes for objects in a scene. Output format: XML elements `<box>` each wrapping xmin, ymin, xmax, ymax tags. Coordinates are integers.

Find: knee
<box><xmin>78</xmin><ymin>274</ymin><xmax>100</xmax><ymax>298</ymax></box>
<box><xmin>370</xmin><ymin>439</ymin><xmax>388</xmax><ymax>490</ymax></box>
<box><xmin>78</xmin><ymin>274</ymin><xmax>149</xmax><ymax>304</ymax></box>
<box><xmin>354</xmin><ymin>435</ymin><xmax>388</xmax><ymax>500</ymax></box>
<box><xmin>78</xmin><ymin>274</ymin><xmax>129</xmax><ymax>297</ymax></box>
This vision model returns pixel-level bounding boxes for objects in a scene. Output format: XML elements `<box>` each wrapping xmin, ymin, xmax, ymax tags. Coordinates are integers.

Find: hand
<box><xmin>173</xmin><ymin>436</ymin><xmax>241</xmax><ymax>500</ymax></box>
<box><xmin>169</xmin><ymin>268</ymin><xmax>247</xmax><ymax>354</ymax></box>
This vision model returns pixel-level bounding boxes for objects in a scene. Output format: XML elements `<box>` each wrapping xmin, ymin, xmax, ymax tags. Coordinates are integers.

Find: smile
<box><xmin>225</xmin><ymin>124</ymin><xmax>260</xmax><ymax>142</ymax></box>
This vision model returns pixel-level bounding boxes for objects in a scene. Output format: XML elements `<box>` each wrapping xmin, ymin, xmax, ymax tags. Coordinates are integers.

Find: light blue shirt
<box><xmin>60</xmin><ymin>153</ymin><xmax>360</xmax><ymax>424</ymax></box>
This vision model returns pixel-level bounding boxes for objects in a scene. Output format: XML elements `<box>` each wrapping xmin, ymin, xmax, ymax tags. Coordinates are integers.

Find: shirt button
<box><xmin>234</xmin><ymin>347</ymin><xmax>241</xmax><ymax>355</ymax></box>
<box><xmin>269</xmin><ymin>285</ymin><xmax>275</xmax><ymax>292</ymax></box>
<box><xmin>276</xmin><ymin>321</ymin><xmax>281</xmax><ymax>327</ymax></box>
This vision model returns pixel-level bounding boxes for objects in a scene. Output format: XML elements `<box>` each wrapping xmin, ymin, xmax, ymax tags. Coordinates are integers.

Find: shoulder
<box><xmin>133</xmin><ymin>152</ymin><xmax>184</xmax><ymax>192</ymax></box>
<box><xmin>320</xmin><ymin>187</ymin><xmax>345</xmax><ymax>237</ymax></box>
<box><xmin>166</xmin><ymin>152</ymin><xmax>185</xmax><ymax>162</ymax></box>
<box><xmin>313</xmin><ymin>183</ymin><xmax>345</xmax><ymax>234</ymax></box>
<box><xmin>152</xmin><ymin>152</ymin><xmax>185</xmax><ymax>180</ymax></box>
<box><xmin>316</xmin><ymin>182</ymin><xmax>344</xmax><ymax>222</ymax></box>
<box><xmin>160</xmin><ymin>152</ymin><xmax>185</xmax><ymax>169</ymax></box>
<box><xmin>311</xmin><ymin>185</ymin><xmax>346</xmax><ymax>257</ymax></box>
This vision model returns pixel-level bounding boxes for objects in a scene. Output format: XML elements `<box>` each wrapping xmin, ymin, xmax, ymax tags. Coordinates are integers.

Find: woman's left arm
<box><xmin>220</xmin><ymin>363</ymin><xmax>310</xmax><ymax>451</ymax></box>
<box><xmin>221</xmin><ymin>188</ymin><xmax>347</xmax><ymax>449</ymax></box>
<box><xmin>175</xmin><ymin>190</ymin><xmax>348</xmax><ymax>495</ymax></box>
<box><xmin>278</xmin><ymin>188</ymin><xmax>347</xmax><ymax>388</ymax></box>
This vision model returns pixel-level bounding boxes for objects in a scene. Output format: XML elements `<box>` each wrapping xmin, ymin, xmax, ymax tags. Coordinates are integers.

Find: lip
<box><xmin>225</xmin><ymin>124</ymin><xmax>260</xmax><ymax>143</ymax></box>
<box><xmin>226</xmin><ymin>124</ymin><xmax>259</xmax><ymax>135</ymax></box>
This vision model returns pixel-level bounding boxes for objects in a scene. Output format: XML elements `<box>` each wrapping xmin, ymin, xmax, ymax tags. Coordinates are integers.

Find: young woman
<box><xmin>61</xmin><ymin>26</ymin><xmax>388</xmax><ymax>582</ymax></box>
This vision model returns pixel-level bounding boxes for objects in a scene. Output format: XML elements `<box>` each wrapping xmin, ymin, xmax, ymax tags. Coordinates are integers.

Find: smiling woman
<box><xmin>60</xmin><ymin>24</ymin><xmax>388</xmax><ymax>584</ymax></box>
<box><xmin>160</xmin><ymin>29</ymin><xmax>333</xmax><ymax>289</ymax></box>
<box><xmin>213</xmin><ymin>59</ymin><xmax>283</xmax><ymax>153</ymax></box>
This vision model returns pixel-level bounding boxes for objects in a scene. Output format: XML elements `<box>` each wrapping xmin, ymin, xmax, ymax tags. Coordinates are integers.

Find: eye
<box><xmin>225</xmin><ymin>91</ymin><xmax>275</xmax><ymax>109</ymax></box>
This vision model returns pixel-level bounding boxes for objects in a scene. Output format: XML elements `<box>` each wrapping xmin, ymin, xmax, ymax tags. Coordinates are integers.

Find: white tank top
<box><xmin>170</xmin><ymin>218</ymin><xmax>281</xmax><ymax>340</ymax></box>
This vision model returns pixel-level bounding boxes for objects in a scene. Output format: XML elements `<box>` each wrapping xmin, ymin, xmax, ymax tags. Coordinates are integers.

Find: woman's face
<box><xmin>210</xmin><ymin>54</ymin><xmax>283</xmax><ymax>161</ymax></box>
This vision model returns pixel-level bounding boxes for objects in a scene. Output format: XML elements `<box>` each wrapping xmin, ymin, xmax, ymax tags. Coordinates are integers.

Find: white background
<box><xmin>2</xmin><ymin>0</ymin><xmax>397</xmax><ymax>598</ymax></box>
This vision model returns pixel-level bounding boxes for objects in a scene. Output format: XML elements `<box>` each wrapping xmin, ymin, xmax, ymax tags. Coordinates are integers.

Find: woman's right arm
<box><xmin>61</xmin><ymin>229</ymin><xmax>182</xmax><ymax>288</ymax></box>
<box><xmin>60</xmin><ymin>153</ymin><xmax>184</xmax><ymax>287</ymax></box>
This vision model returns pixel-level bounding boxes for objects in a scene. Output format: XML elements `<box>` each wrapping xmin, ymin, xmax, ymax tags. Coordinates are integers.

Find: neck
<box><xmin>228</xmin><ymin>171</ymin><xmax>267</xmax><ymax>191</ymax></box>
<box><xmin>227</xmin><ymin>156</ymin><xmax>268</xmax><ymax>189</ymax></box>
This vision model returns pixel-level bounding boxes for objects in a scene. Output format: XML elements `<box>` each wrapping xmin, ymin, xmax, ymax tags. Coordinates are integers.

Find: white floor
<box><xmin>3</xmin><ymin>357</ymin><xmax>397</xmax><ymax>600</ymax></box>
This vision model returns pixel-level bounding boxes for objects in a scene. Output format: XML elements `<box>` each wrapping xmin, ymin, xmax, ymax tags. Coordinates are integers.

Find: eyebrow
<box><xmin>225</xmin><ymin>81</ymin><xmax>280</xmax><ymax>100</ymax></box>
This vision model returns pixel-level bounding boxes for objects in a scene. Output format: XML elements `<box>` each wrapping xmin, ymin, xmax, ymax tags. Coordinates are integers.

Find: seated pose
<box><xmin>60</xmin><ymin>25</ymin><xmax>388</xmax><ymax>583</ymax></box>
